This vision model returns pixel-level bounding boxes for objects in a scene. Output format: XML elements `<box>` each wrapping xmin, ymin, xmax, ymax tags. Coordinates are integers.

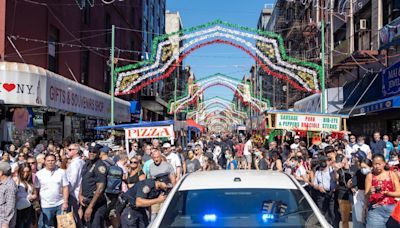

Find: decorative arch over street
<box><xmin>114</xmin><ymin>20</ymin><xmax>322</xmax><ymax>96</ymax></box>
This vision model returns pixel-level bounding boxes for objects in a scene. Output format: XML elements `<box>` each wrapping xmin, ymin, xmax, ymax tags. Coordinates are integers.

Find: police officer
<box><xmin>79</xmin><ymin>142</ymin><xmax>108</xmax><ymax>228</ymax></box>
<box><xmin>120</xmin><ymin>173</ymin><xmax>171</xmax><ymax>228</ymax></box>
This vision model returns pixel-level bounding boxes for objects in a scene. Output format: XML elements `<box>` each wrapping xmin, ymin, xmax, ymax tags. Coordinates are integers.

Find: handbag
<box><xmin>386</xmin><ymin>201</ymin><xmax>400</xmax><ymax>228</ymax></box>
<box><xmin>56</xmin><ymin>211</ymin><xmax>76</xmax><ymax>228</ymax></box>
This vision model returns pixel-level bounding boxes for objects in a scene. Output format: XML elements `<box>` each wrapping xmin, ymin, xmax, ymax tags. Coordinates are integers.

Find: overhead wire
<box><xmin>6</xmin><ymin>32</ymin><xmax>112</xmax><ymax>57</ymax></box>
<box><xmin>19</xmin><ymin>0</ymin><xmax>110</xmax><ymax>59</ymax></box>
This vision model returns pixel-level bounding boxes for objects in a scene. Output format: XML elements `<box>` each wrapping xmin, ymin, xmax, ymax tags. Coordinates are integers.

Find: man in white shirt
<box><xmin>290</xmin><ymin>135</ymin><xmax>301</xmax><ymax>151</ymax></box>
<box><xmin>243</xmin><ymin>137</ymin><xmax>253</xmax><ymax>170</ymax></box>
<box><xmin>66</xmin><ymin>143</ymin><xmax>85</xmax><ymax>226</ymax></box>
<box><xmin>162</xmin><ymin>143</ymin><xmax>182</xmax><ymax>181</ymax></box>
<box><xmin>35</xmin><ymin>154</ymin><xmax>69</xmax><ymax>228</ymax></box>
<box><xmin>128</xmin><ymin>141</ymin><xmax>139</xmax><ymax>159</ymax></box>
<box><xmin>352</xmin><ymin>136</ymin><xmax>372</xmax><ymax>159</ymax></box>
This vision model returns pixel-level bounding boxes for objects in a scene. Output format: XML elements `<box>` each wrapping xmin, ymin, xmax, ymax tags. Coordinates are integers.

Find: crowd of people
<box><xmin>0</xmin><ymin>131</ymin><xmax>399</xmax><ymax>228</ymax></box>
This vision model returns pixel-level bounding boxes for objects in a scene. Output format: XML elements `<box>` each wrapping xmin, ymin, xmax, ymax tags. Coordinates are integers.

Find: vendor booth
<box><xmin>265</xmin><ymin>110</ymin><xmax>349</xmax><ymax>145</ymax></box>
<box><xmin>95</xmin><ymin>120</ymin><xmax>175</xmax><ymax>158</ymax></box>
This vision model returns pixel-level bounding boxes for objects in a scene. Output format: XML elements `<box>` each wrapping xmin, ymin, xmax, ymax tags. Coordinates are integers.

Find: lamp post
<box><xmin>110</xmin><ymin>24</ymin><xmax>115</xmax><ymax>125</ymax></box>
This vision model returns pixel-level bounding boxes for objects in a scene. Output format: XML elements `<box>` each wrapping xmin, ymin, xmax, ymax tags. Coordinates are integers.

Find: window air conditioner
<box><xmin>360</xmin><ymin>19</ymin><xmax>367</xmax><ymax>30</ymax></box>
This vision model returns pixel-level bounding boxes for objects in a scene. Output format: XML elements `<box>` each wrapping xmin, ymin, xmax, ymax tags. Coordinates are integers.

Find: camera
<box><xmin>375</xmin><ymin>186</ymin><xmax>382</xmax><ymax>193</ymax></box>
<box><xmin>162</xmin><ymin>183</ymin><xmax>173</xmax><ymax>195</ymax></box>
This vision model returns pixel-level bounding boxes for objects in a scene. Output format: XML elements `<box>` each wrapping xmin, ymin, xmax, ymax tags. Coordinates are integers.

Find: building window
<box><xmin>81</xmin><ymin>49</ymin><xmax>89</xmax><ymax>85</ymax></box>
<box><xmin>82</xmin><ymin>4</ymin><xmax>91</xmax><ymax>24</ymax></box>
<box><xmin>48</xmin><ymin>26</ymin><xmax>59</xmax><ymax>73</ymax></box>
<box><xmin>131</xmin><ymin>7</ymin><xmax>135</xmax><ymax>26</ymax></box>
<box><xmin>105</xmin><ymin>14</ymin><xmax>111</xmax><ymax>43</ymax></box>
<box><xmin>131</xmin><ymin>41</ymin><xmax>136</xmax><ymax>60</ymax></box>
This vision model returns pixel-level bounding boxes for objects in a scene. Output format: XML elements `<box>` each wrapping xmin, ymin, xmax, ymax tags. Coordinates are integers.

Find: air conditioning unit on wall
<box><xmin>360</xmin><ymin>19</ymin><xmax>367</xmax><ymax>30</ymax></box>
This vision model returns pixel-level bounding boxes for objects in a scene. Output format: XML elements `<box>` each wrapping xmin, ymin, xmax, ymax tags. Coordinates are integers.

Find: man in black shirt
<box><xmin>79</xmin><ymin>143</ymin><xmax>108</xmax><ymax>228</ymax></box>
<box><xmin>370</xmin><ymin>132</ymin><xmax>387</xmax><ymax>157</ymax></box>
<box><xmin>120</xmin><ymin>174</ymin><xmax>171</xmax><ymax>228</ymax></box>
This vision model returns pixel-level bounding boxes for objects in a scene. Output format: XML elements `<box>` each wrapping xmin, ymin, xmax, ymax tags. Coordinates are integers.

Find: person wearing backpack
<box><xmin>100</xmin><ymin>146</ymin><xmax>124</xmax><ymax>228</ymax></box>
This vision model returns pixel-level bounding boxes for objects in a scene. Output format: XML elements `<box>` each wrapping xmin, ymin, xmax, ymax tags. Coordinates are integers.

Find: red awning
<box><xmin>186</xmin><ymin>119</ymin><xmax>204</xmax><ymax>132</ymax></box>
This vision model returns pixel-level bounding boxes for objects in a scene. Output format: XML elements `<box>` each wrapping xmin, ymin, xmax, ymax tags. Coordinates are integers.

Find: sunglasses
<box><xmin>130</xmin><ymin>161</ymin><xmax>138</xmax><ymax>164</ymax></box>
<box><xmin>28</xmin><ymin>162</ymin><xmax>36</xmax><ymax>165</ymax></box>
<box><xmin>68</xmin><ymin>148</ymin><xmax>76</xmax><ymax>151</ymax></box>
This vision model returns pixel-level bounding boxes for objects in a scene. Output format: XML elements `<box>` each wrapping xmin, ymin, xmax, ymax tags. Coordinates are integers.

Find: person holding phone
<box><xmin>365</xmin><ymin>154</ymin><xmax>400</xmax><ymax>227</ymax></box>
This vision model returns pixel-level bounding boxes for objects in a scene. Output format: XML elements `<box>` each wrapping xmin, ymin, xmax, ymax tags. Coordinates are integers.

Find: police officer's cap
<box><xmin>318</xmin><ymin>155</ymin><xmax>328</xmax><ymax>162</ymax></box>
<box><xmin>154</xmin><ymin>173</ymin><xmax>171</xmax><ymax>184</ymax></box>
<box><xmin>88</xmin><ymin>142</ymin><xmax>102</xmax><ymax>153</ymax></box>
<box><xmin>100</xmin><ymin>146</ymin><xmax>110</xmax><ymax>154</ymax></box>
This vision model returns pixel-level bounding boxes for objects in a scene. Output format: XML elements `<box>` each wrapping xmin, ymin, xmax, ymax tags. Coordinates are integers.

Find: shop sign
<box><xmin>0</xmin><ymin>71</ymin><xmax>46</xmax><ymax>106</ymax></box>
<box><xmin>382</xmin><ymin>61</ymin><xmax>400</xmax><ymax>98</ymax></box>
<box><xmin>380</xmin><ymin>17</ymin><xmax>400</xmax><ymax>49</ymax></box>
<box><xmin>46</xmin><ymin>76</ymin><xmax>130</xmax><ymax>122</ymax></box>
<box><xmin>275</xmin><ymin>113</ymin><xmax>341</xmax><ymax>132</ymax></box>
<box><xmin>125</xmin><ymin>125</ymin><xmax>174</xmax><ymax>140</ymax></box>
<box><xmin>359</xmin><ymin>100</ymin><xmax>393</xmax><ymax>113</ymax></box>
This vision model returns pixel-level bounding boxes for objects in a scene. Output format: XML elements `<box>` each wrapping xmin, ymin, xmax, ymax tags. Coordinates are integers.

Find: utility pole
<box><xmin>286</xmin><ymin>81</ymin><xmax>289</xmax><ymax>110</ymax></box>
<box><xmin>173</xmin><ymin>61</ymin><xmax>178</xmax><ymax>121</ymax></box>
<box><xmin>110</xmin><ymin>24</ymin><xmax>115</xmax><ymax>125</ymax></box>
<box><xmin>321</xmin><ymin>12</ymin><xmax>327</xmax><ymax>113</ymax></box>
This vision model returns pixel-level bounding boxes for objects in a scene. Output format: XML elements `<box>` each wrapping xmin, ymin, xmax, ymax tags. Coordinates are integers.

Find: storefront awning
<box><xmin>339</xmin><ymin>95</ymin><xmax>400</xmax><ymax>116</ymax></box>
<box><xmin>186</xmin><ymin>119</ymin><xmax>204</xmax><ymax>132</ymax></box>
<box><xmin>0</xmin><ymin>62</ymin><xmax>131</xmax><ymax>122</ymax></box>
<box><xmin>94</xmin><ymin>120</ymin><xmax>174</xmax><ymax>131</ymax></box>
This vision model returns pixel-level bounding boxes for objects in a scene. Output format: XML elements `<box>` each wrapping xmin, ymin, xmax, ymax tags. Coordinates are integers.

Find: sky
<box><xmin>166</xmin><ymin>0</ymin><xmax>275</xmax><ymax>100</ymax></box>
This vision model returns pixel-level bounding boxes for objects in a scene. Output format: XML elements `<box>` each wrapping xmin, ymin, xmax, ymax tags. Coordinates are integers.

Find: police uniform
<box><xmin>120</xmin><ymin>176</ymin><xmax>168</xmax><ymax>228</ymax></box>
<box><xmin>81</xmin><ymin>143</ymin><xmax>108</xmax><ymax>228</ymax></box>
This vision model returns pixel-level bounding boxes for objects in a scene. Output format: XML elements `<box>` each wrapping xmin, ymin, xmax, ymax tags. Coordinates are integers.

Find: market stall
<box><xmin>264</xmin><ymin>110</ymin><xmax>349</xmax><ymax>145</ymax></box>
<box><xmin>94</xmin><ymin>120</ymin><xmax>175</xmax><ymax>159</ymax></box>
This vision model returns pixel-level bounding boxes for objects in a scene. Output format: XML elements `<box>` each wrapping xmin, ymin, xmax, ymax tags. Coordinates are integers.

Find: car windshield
<box><xmin>159</xmin><ymin>188</ymin><xmax>323</xmax><ymax>228</ymax></box>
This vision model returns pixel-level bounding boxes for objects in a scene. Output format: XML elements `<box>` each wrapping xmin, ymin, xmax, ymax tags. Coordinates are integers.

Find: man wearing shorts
<box><xmin>243</xmin><ymin>136</ymin><xmax>253</xmax><ymax>170</ymax></box>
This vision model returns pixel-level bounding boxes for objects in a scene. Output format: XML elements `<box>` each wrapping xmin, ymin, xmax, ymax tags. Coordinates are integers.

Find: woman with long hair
<box><xmin>270</xmin><ymin>150</ymin><xmax>283</xmax><ymax>172</ymax></box>
<box><xmin>365</xmin><ymin>154</ymin><xmax>400</xmax><ymax>227</ymax></box>
<box><xmin>348</xmin><ymin>158</ymin><xmax>372</xmax><ymax>228</ymax></box>
<box><xmin>15</xmin><ymin>163</ymin><xmax>36</xmax><ymax>228</ymax></box>
<box><xmin>127</xmin><ymin>157</ymin><xmax>145</xmax><ymax>188</ymax></box>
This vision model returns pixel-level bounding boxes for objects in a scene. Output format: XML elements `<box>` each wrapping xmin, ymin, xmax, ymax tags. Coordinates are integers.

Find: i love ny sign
<box><xmin>0</xmin><ymin>71</ymin><xmax>45</xmax><ymax>106</ymax></box>
<box><xmin>0</xmin><ymin>82</ymin><xmax>33</xmax><ymax>94</ymax></box>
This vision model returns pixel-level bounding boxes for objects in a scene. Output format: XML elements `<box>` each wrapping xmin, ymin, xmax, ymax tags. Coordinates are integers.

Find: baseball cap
<box><xmin>100</xmin><ymin>146</ymin><xmax>110</xmax><ymax>153</ymax></box>
<box><xmin>155</xmin><ymin>173</ymin><xmax>171</xmax><ymax>184</ymax></box>
<box><xmin>88</xmin><ymin>142</ymin><xmax>102</xmax><ymax>152</ymax></box>
<box><xmin>0</xmin><ymin>161</ymin><xmax>11</xmax><ymax>175</ymax></box>
<box><xmin>352</xmin><ymin>150</ymin><xmax>367</xmax><ymax>160</ymax></box>
<box><xmin>294</xmin><ymin>135</ymin><xmax>300</xmax><ymax>139</ymax></box>
<box><xmin>162</xmin><ymin>143</ymin><xmax>171</xmax><ymax>148</ymax></box>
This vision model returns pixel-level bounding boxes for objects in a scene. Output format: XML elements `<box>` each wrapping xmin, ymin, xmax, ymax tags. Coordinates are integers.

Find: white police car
<box><xmin>150</xmin><ymin>170</ymin><xmax>332</xmax><ymax>228</ymax></box>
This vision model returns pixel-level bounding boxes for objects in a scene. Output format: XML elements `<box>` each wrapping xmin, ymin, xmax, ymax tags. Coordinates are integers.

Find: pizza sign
<box><xmin>125</xmin><ymin>125</ymin><xmax>174</xmax><ymax>139</ymax></box>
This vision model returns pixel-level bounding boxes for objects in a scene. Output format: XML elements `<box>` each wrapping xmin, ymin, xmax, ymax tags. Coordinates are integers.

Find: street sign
<box><xmin>275</xmin><ymin>113</ymin><xmax>341</xmax><ymax>132</ymax></box>
<box><xmin>125</xmin><ymin>125</ymin><xmax>174</xmax><ymax>140</ymax></box>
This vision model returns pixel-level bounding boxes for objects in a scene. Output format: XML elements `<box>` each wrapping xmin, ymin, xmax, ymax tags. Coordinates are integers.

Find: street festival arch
<box><xmin>115</xmin><ymin>20</ymin><xmax>322</xmax><ymax>97</ymax></box>
<box><xmin>186</xmin><ymin>96</ymin><xmax>247</xmax><ymax>119</ymax></box>
<box><xmin>168</xmin><ymin>73</ymin><xmax>270</xmax><ymax>115</ymax></box>
<box><xmin>114</xmin><ymin>20</ymin><xmax>322</xmax><ymax>132</ymax></box>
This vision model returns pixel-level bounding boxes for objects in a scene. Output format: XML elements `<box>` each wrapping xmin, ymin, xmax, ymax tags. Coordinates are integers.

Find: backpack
<box><xmin>104</xmin><ymin>162</ymin><xmax>123</xmax><ymax>195</ymax></box>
